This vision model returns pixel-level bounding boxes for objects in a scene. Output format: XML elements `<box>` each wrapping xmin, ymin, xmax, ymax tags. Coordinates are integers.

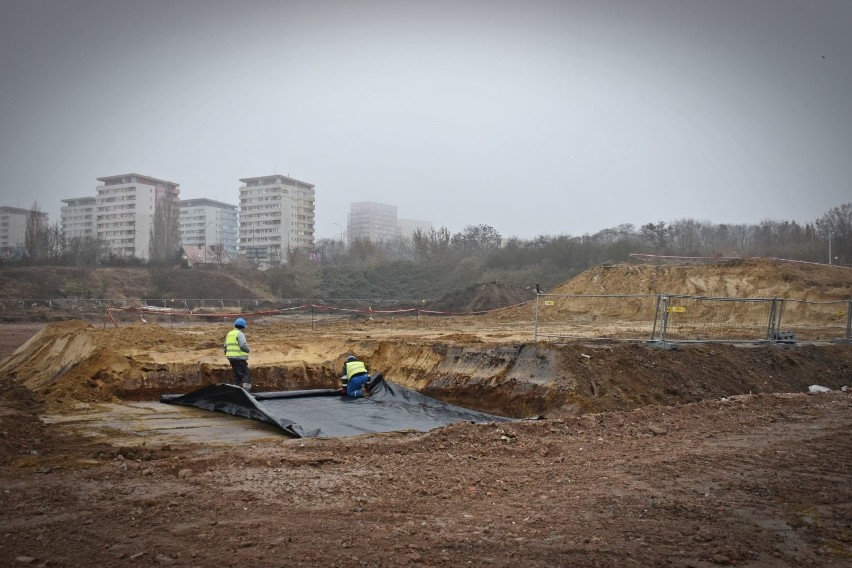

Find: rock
<box><xmin>14</xmin><ymin>557</ymin><xmax>36</xmax><ymax>564</ymax></box>
<box><xmin>647</xmin><ymin>425</ymin><xmax>667</xmax><ymax>436</ymax></box>
<box><xmin>178</xmin><ymin>468</ymin><xmax>192</xmax><ymax>479</ymax></box>
<box><xmin>808</xmin><ymin>385</ymin><xmax>831</xmax><ymax>394</ymax></box>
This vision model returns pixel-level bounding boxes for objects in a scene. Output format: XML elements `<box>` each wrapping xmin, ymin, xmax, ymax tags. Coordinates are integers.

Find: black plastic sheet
<box><xmin>160</xmin><ymin>380</ymin><xmax>512</xmax><ymax>438</ymax></box>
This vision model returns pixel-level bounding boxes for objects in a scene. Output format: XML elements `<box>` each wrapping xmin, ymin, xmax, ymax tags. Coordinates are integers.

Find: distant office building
<box><xmin>347</xmin><ymin>202</ymin><xmax>398</xmax><ymax>243</ymax></box>
<box><xmin>179</xmin><ymin>198</ymin><xmax>238</xmax><ymax>260</ymax></box>
<box><xmin>95</xmin><ymin>173</ymin><xmax>180</xmax><ymax>261</ymax></box>
<box><xmin>60</xmin><ymin>197</ymin><xmax>96</xmax><ymax>241</ymax></box>
<box><xmin>398</xmin><ymin>218</ymin><xmax>433</xmax><ymax>240</ymax></box>
<box><xmin>238</xmin><ymin>174</ymin><xmax>315</xmax><ymax>265</ymax></box>
<box><xmin>0</xmin><ymin>206</ymin><xmax>48</xmax><ymax>254</ymax></box>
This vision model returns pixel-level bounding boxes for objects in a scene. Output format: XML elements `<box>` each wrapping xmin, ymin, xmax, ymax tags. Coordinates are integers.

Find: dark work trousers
<box><xmin>228</xmin><ymin>359</ymin><xmax>251</xmax><ymax>386</ymax></box>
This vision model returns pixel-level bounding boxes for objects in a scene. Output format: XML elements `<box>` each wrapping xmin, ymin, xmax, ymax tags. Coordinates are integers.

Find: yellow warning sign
<box><xmin>544</xmin><ymin>300</ymin><xmax>555</xmax><ymax>306</ymax></box>
<box><xmin>667</xmin><ymin>306</ymin><xmax>686</xmax><ymax>313</ymax></box>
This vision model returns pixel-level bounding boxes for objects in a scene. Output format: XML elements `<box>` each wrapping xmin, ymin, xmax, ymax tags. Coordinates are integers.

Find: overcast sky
<box><xmin>1</xmin><ymin>0</ymin><xmax>849</xmax><ymax>240</ymax></box>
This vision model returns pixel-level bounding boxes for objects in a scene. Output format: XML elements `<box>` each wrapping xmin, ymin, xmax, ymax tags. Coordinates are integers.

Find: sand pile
<box><xmin>552</xmin><ymin>258</ymin><xmax>852</xmax><ymax>300</ymax></box>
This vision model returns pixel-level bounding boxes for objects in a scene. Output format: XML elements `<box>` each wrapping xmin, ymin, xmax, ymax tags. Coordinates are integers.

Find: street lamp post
<box><xmin>333</xmin><ymin>222</ymin><xmax>344</xmax><ymax>245</ymax></box>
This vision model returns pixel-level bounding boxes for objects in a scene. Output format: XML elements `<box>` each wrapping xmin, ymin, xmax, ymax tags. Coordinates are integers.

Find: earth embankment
<box><xmin>2</xmin><ymin>320</ymin><xmax>849</xmax><ymax>422</ymax></box>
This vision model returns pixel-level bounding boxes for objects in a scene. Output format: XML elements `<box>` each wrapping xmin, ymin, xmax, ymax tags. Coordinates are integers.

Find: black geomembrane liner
<box><xmin>160</xmin><ymin>379</ymin><xmax>512</xmax><ymax>438</ymax></box>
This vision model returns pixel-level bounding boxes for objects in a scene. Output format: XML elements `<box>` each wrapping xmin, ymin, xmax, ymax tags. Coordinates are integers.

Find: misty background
<box><xmin>1</xmin><ymin>0</ymin><xmax>850</xmax><ymax>240</ymax></box>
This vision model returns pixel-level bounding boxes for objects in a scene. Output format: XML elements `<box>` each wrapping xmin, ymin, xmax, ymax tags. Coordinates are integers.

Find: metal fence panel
<box><xmin>777</xmin><ymin>299</ymin><xmax>852</xmax><ymax>342</ymax></box>
<box><xmin>534</xmin><ymin>294</ymin><xmax>659</xmax><ymax>341</ymax></box>
<box><xmin>656</xmin><ymin>295</ymin><xmax>774</xmax><ymax>343</ymax></box>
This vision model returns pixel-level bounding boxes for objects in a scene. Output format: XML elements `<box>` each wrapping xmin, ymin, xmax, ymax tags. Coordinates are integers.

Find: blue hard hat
<box><xmin>234</xmin><ymin>318</ymin><xmax>247</xmax><ymax>329</ymax></box>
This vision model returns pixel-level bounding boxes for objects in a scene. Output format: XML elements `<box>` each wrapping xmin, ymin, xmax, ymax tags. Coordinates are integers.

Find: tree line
<box><xmin>9</xmin><ymin>201</ymin><xmax>852</xmax><ymax>301</ymax></box>
<box><xmin>273</xmin><ymin>204</ymin><xmax>851</xmax><ymax>299</ymax></box>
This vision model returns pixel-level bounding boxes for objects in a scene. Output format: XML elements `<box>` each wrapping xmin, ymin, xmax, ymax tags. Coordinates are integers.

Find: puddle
<box><xmin>43</xmin><ymin>401</ymin><xmax>285</xmax><ymax>446</ymax></box>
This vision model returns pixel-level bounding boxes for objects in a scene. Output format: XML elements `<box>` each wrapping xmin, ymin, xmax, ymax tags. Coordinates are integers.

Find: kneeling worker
<box><xmin>224</xmin><ymin>317</ymin><xmax>251</xmax><ymax>391</ymax></box>
<box><xmin>340</xmin><ymin>354</ymin><xmax>375</xmax><ymax>398</ymax></box>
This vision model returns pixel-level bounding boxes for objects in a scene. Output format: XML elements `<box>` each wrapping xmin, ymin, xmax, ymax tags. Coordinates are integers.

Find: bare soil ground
<box><xmin>1</xmin><ymin>260</ymin><xmax>851</xmax><ymax>567</ymax></box>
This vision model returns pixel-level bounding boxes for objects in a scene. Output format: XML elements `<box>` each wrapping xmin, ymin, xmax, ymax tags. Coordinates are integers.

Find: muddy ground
<box><xmin>0</xmin><ymin>316</ymin><xmax>850</xmax><ymax>567</ymax></box>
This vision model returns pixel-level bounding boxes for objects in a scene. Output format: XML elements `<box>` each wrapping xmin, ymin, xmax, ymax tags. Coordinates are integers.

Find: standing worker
<box><xmin>224</xmin><ymin>317</ymin><xmax>252</xmax><ymax>391</ymax></box>
<box><xmin>340</xmin><ymin>354</ymin><xmax>376</xmax><ymax>398</ymax></box>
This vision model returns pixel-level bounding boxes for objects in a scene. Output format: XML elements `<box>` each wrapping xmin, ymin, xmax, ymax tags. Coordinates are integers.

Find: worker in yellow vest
<box><xmin>339</xmin><ymin>354</ymin><xmax>377</xmax><ymax>397</ymax></box>
<box><xmin>224</xmin><ymin>317</ymin><xmax>251</xmax><ymax>391</ymax></box>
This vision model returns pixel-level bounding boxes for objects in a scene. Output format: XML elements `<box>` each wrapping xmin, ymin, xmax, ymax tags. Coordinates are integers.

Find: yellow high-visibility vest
<box><xmin>344</xmin><ymin>360</ymin><xmax>367</xmax><ymax>379</ymax></box>
<box><xmin>225</xmin><ymin>329</ymin><xmax>248</xmax><ymax>359</ymax></box>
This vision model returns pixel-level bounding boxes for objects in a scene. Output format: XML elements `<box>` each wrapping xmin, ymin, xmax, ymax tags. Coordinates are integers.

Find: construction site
<box><xmin>0</xmin><ymin>258</ymin><xmax>850</xmax><ymax>567</ymax></box>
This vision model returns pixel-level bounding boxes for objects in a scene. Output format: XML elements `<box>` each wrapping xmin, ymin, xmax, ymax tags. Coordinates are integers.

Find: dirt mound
<box><xmin>427</xmin><ymin>282</ymin><xmax>534</xmax><ymax>313</ymax></box>
<box><xmin>0</xmin><ymin>267</ymin><xmax>153</xmax><ymax>299</ymax></box>
<box><xmin>0</xmin><ymin>380</ymin><xmax>49</xmax><ymax>465</ymax></box>
<box><xmin>552</xmin><ymin>258</ymin><xmax>852</xmax><ymax>300</ymax></box>
<box><xmin>0</xmin><ymin>266</ymin><xmax>273</xmax><ymax>301</ymax></box>
<box><xmin>0</xmin><ymin>321</ymin><xmax>225</xmax><ymax>410</ymax></box>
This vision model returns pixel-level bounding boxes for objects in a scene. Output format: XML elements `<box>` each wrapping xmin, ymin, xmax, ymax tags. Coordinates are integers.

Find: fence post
<box><xmin>533</xmin><ymin>293</ymin><xmax>541</xmax><ymax>341</ymax></box>
<box><xmin>767</xmin><ymin>298</ymin><xmax>778</xmax><ymax>341</ymax></box>
<box><xmin>846</xmin><ymin>300</ymin><xmax>852</xmax><ymax>342</ymax></box>
<box><xmin>646</xmin><ymin>294</ymin><xmax>673</xmax><ymax>347</ymax></box>
<box><xmin>650</xmin><ymin>294</ymin><xmax>661</xmax><ymax>341</ymax></box>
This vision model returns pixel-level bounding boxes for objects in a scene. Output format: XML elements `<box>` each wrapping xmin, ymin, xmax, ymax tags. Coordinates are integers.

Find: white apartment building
<box><xmin>60</xmin><ymin>197</ymin><xmax>96</xmax><ymax>241</ymax></box>
<box><xmin>179</xmin><ymin>198</ymin><xmax>238</xmax><ymax>258</ymax></box>
<box><xmin>238</xmin><ymin>175</ymin><xmax>315</xmax><ymax>265</ymax></box>
<box><xmin>347</xmin><ymin>202</ymin><xmax>398</xmax><ymax>243</ymax></box>
<box><xmin>95</xmin><ymin>173</ymin><xmax>180</xmax><ymax>260</ymax></box>
<box><xmin>0</xmin><ymin>206</ymin><xmax>48</xmax><ymax>254</ymax></box>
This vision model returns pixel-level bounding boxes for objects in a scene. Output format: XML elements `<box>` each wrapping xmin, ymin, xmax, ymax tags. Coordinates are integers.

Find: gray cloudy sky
<box><xmin>1</xmin><ymin>0</ymin><xmax>850</xmax><ymax>240</ymax></box>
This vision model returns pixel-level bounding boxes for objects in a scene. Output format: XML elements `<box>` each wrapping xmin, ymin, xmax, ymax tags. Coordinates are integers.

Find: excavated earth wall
<box><xmin>2</xmin><ymin>321</ymin><xmax>849</xmax><ymax>421</ymax></box>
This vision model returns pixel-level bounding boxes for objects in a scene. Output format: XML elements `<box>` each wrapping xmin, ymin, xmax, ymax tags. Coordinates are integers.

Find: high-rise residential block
<box><xmin>60</xmin><ymin>197</ymin><xmax>97</xmax><ymax>241</ymax></box>
<box><xmin>347</xmin><ymin>202</ymin><xmax>398</xmax><ymax>243</ymax></box>
<box><xmin>0</xmin><ymin>206</ymin><xmax>48</xmax><ymax>254</ymax></box>
<box><xmin>95</xmin><ymin>173</ymin><xmax>180</xmax><ymax>260</ymax></box>
<box><xmin>238</xmin><ymin>174</ymin><xmax>315</xmax><ymax>265</ymax></box>
<box><xmin>179</xmin><ymin>198</ymin><xmax>238</xmax><ymax>259</ymax></box>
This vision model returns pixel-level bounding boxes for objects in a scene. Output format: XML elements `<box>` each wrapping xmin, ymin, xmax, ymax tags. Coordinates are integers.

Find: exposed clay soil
<box><xmin>1</xmin><ymin>260</ymin><xmax>851</xmax><ymax>567</ymax></box>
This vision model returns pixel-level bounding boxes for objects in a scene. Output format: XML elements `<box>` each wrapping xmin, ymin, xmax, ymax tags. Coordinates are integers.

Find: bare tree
<box><xmin>816</xmin><ymin>202</ymin><xmax>852</xmax><ymax>264</ymax></box>
<box><xmin>451</xmin><ymin>224</ymin><xmax>502</xmax><ymax>255</ymax></box>
<box><xmin>24</xmin><ymin>201</ymin><xmax>48</xmax><ymax>261</ymax></box>
<box><xmin>149</xmin><ymin>189</ymin><xmax>181</xmax><ymax>264</ymax></box>
<box><xmin>640</xmin><ymin>221</ymin><xmax>671</xmax><ymax>253</ymax></box>
<box><xmin>208</xmin><ymin>242</ymin><xmax>230</xmax><ymax>267</ymax></box>
<box><xmin>287</xmin><ymin>247</ymin><xmax>322</xmax><ymax>296</ymax></box>
<box><xmin>45</xmin><ymin>222</ymin><xmax>63</xmax><ymax>262</ymax></box>
<box><xmin>65</xmin><ymin>236</ymin><xmax>105</xmax><ymax>267</ymax></box>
